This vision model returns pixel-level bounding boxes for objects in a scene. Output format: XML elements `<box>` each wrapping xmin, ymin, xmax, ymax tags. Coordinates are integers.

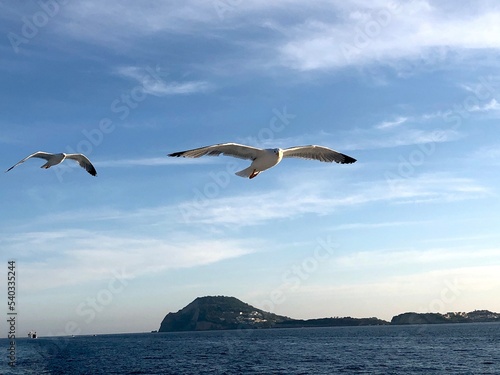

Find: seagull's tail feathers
<box><xmin>235</xmin><ymin>166</ymin><xmax>259</xmax><ymax>179</ymax></box>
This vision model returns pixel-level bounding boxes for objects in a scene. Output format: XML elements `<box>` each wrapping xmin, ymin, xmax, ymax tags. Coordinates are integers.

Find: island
<box><xmin>158</xmin><ymin>296</ymin><xmax>500</xmax><ymax>332</ymax></box>
<box><xmin>391</xmin><ymin>310</ymin><xmax>500</xmax><ymax>325</ymax></box>
<box><xmin>159</xmin><ymin>296</ymin><xmax>386</xmax><ymax>332</ymax></box>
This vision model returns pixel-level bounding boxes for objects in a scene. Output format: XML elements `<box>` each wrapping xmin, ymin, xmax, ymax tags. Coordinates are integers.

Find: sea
<box><xmin>2</xmin><ymin>323</ymin><xmax>499</xmax><ymax>374</ymax></box>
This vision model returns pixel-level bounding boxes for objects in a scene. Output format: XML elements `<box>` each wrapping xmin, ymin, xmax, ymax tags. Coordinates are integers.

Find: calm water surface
<box><xmin>2</xmin><ymin>323</ymin><xmax>499</xmax><ymax>374</ymax></box>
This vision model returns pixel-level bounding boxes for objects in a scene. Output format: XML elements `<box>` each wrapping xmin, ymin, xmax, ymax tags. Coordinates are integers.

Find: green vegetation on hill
<box><xmin>391</xmin><ymin>310</ymin><xmax>500</xmax><ymax>325</ymax></box>
<box><xmin>159</xmin><ymin>296</ymin><xmax>290</xmax><ymax>332</ymax></box>
<box><xmin>159</xmin><ymin>296</ymin><xmax>500</xmax><ymax>332</ymax></box>
<box><xmin>158</xmin><ymin>296</ymin><xmax>388</xmax><ymax>332</ymax></box>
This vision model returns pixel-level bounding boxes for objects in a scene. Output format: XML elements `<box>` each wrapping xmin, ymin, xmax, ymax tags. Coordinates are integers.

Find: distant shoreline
<box><xmin>157</xmin><ymin>296</ymin><xmax>500</xmax><ymax>333</ymax></box>
<box><xmin>3</xmin><ymin>321</ymin><xmax>500</xmax><ymax>340</ymax></box>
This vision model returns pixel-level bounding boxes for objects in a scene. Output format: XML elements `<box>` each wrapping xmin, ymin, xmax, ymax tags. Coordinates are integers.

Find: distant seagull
<box><xmin>168</xmin><ymin>143</ymin><xmax>356</xmax><ymax>179</ymax></box>
<box><xmin>5</xmin><ymin>151</ymin><xmax>97</xmax><ymax>176</ymax></box>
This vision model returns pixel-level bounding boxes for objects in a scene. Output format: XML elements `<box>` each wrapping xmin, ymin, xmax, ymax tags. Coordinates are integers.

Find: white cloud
<box><xmin>375</xmin><ymin>116</ymin><xmax>409</xmax><ymax>130</ymax></box>
<box><xmin>345</xmin><ymin>127</ymin><xmax>462</xmax><ymax>150</ymax></box>
<box><xmin>51</xmin><ymin>2</ymin><xmax>219</xmax><ymax>45</ymax></box>
<box><xmin>468</xmin><ymin>98</ymin><xmax>500</xmax><ymax>112</ymax></box>
<box><xmin>331</xmin><ymin>220</ymin><xmax>431</xmax><ymax>231</ymax></box>
<box><xmin>175</xmin><ymin>172</ymin><xmax>489</xmax><ymax>226</ymax></box>
<box><xmin>278</xmin><ymin>2</ymin><xmax>500</xmax><ymax>70</ymax></box>
<box><xmin>384</xmin><ymin>173</ymin><xmax>491</xmax><ymax>204</ymax></box>
<box><xmin>9</xmin><ymin>229</ymin><xmax>258</xmax><ymax>291</ymax></box>
<box><xmin>95</xmin><ymin>157</ymin><xmax>211</xmax><ymax>168</ymax></box>
<box><xmin>334</xmin><ymin>247</ymin><xmax>500</xmax><ymax>269</ymax></box>
<box><xmin>23</xmin><ymin>170</ymin><xmax>485</xmax><ymax>234</ymax></box>
<box><xmin>468</xmin><ymin>144</ymin><xmax>500</xmax><ymax>166</ymax></box>
<box><xmin>143</xmin><ymin>80</ymin><xmax>211</xmax><ymax>96</ymax></box>
<box><xmin>116</xmin><ymin>66</ymin><xmax>210</xmax><ymax>96</ymax></box>
<box><xmin>8</xmin><ymin>1</ymin><xmax>500</xmax><ymax>75</ymax></box>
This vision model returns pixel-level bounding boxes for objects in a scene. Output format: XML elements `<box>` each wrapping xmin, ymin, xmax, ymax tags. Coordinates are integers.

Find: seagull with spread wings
<box><xmin>168</xmin><ymin>143</ymin><xmax>356</xmax><ymax>179</ymax></box>
<box><xmin>5</xmin><ymin>151</ymin><xmax>97</xmax><ymax>176</ymax></box>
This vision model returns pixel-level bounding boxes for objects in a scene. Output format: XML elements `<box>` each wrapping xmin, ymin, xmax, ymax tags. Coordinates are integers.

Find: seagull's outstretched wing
<box><xmin>65</xmin><ymin>154</ymin><xmax>97</xmax><ymax>176</ymax></box>
<box><xmin>282</xmin><ymin>145</ymin><xmax>356</xmax><ymax>164</ymax></box>
<box><xmin>168</xmin><ymin>143</ymin><xmax>263</xmax><ymax>161</ymax></box>
<box><xmin>5</xmin><ymin>151</ymin><xmax>54</xmax><ymax>172</ymax></box>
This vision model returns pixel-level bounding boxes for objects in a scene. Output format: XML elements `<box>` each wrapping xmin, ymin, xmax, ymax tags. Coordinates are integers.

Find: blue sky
<box><xmin>1</xmin><ymin>0</ymin><xmax>500</xmax><ymax>336</ymax></box>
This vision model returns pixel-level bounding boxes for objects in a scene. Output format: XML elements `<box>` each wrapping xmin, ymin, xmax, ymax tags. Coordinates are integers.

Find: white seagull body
<box><xmin>168</xmin><ymin>143</ymin><xmax>356</xmax><ymax>179</ymax></box>
<box><xmin>5</xmin><ymin>151</ymin><xmax>97</xmax><ymax>176</ymax></box>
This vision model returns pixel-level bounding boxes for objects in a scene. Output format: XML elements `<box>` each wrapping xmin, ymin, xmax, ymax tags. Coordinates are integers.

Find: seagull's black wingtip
<box><xmin>342</xmin><ymin>155</ymin><xmax>357</xmax><ymax>164</ymax></box>
<box><xmin>168</xmin><ymin>152</ymin><xmax>183</xmax><ymax>157</ymax></box>
<box><xmin>347</xmin><ymin>157</ymin><xmax>357</xmax><ymax>164</ymax></box>
<box><xmin>87</xmin><ymin>167</ymin><xmax>98</xmax><ymax>176</ymax></box>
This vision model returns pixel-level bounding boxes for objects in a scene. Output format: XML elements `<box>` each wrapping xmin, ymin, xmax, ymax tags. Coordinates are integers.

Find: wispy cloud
<box><xmin>345</xmin><ymin>128</ymin><xmax>462</xmax><ymax>150</ymax></box>
<box><xmin>468</xmin><ymin>98</ymin><xmax>500</xmax><ymax>112</ymax></box>
<box><xmin>116</xmin><ymin>66</ymin><xmax>210</xmax><ymax>96</ymax></box>
<box><xmin>469</xmin><ymin>144</ymin><xmax>500</xmax><ymax>166</ymax></box>
<box><xmin>7</xmin><ymin>229</ymin><xmax>259</xmax><ymax>291</ymax></box>
<box><xmin>176</xmin><ymin>172</ymin><xmax>490</xmax><ymax>227</ymax></box>
<box><xmin>375</xmin><ymin>116</ymin><xmax>409</xmax><ymax>130</ymax></box>
<box><xmin>95</xmin><ymin>157</ymin><xmax>211</xmax><ymax>168</ymax></box>
<box><xmin>143</xmin><ymin>80</ymin><xmax>211</xmax><ymax>96</ymax></box>
<box><xmin>48</xmin><ymin>2</ymin><xmax>219</xmax><ymax>45</ymax></box>
<box><xmin>331</xmin><ymin>220</ymin><xmax>431</xmax><ymax>231</ymax></box>
<box><xmin>278</xmin><ymin>2</ymin><xmax>500</xmax><ymax>71</ymax></box>
<box><xmin>8</xmin><ymin>1</ymin><xmax>500</xmax><ymax>76</ymax></box>
<box><xmin>335</xmin><ymin>246</ymin><xmax>500</xmax><ymax>269</ymax></box>
<box><xmin>18</xmin><ymin>171</ymin><xmax>485</xmax><ymax>235</ymax></box>
<box><xmin>385</xmin><ymin>173</ymin><xmax>490</xmax><ymax>204</ymax></box>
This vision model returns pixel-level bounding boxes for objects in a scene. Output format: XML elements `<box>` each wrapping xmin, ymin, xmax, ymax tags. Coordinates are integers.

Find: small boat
<box><xmin>28</xmin><ymin>331</ymin><xmax>37</xmax><ymax>339</ymax></box>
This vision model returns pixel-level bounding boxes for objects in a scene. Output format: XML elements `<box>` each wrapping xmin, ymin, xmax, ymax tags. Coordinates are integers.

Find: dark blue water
<box><xmin>2</xmin><ymin>323</ymin><xmax>499</xmax><ymax>374</ymax></box>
